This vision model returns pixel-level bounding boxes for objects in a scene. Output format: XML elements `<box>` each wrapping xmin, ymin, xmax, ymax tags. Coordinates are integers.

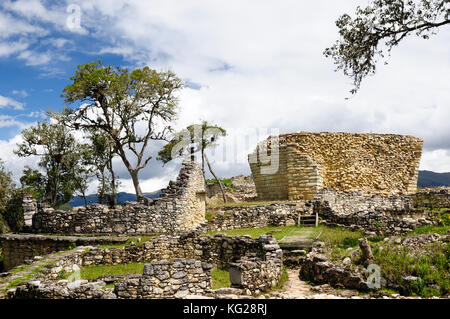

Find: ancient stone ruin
<box><xmin>249</xmin><ymin>132</ymin><xmax>423</xmax><ymax>200</ymax></box>
<box><xmin>32</xmin><ymin>160</ymin><xmax>206</xmax><ymax>235</ymax></box>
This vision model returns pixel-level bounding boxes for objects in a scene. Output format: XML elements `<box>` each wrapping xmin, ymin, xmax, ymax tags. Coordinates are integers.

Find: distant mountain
<box><xmin>418</xmin><ymin>170</ymin><xmax>450</xmax><ymax>188</ymax></box>
<box><xmin>69</xmin><ymin>190</ymin><xmax>162</xmax><ymax>207</ymax></box>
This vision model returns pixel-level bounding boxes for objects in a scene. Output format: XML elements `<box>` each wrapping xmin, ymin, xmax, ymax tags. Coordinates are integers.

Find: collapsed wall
<box><xmin>32</xmin><ymin>161</ymin><xmax>206</xmax><ymax>235</ymax></box>
<box><xmin>249</xmin><ymin>132</ymin><xmax>423</xmax><ymax>200</ymax></box>
<box><xmin>313</xmin><ymin>189</ymin><xmax>434</xmax><ymax>235</ymax></box>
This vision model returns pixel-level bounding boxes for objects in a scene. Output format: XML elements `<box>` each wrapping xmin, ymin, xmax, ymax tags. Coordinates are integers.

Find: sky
<box><xmin>0</xmin><ymin>0</ymin><xmax>449</xmax><ymax>194</ymax></box>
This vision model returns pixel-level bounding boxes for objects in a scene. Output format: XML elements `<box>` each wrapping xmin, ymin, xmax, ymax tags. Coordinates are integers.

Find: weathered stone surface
<box><xmin>249</xmin><ymin>132</ymin><xmax>423</xmax><ymax>200</ymax></box>
<box><xmin>0</xmin><ymin>234</ymin><xmax>127</xmax><ymax>271</ymax></box>
<box><xmin>31</xmin><ymin>161</ymin><xmax>206</xmax><ymax>235</ymax></box>
<box><xmin>7</xmin><ymin>233</ymin><xmax>283</xmax><ymax>299</ymax></box>
<box><xmin>313</xmin><ymin>189</ymin><xmax>434</xmax><ymax>235</ymax></box>
<box><xmin>412</xmin><ymin>187</ymin><xmax>450</xmax><ymax>209</ymax></box>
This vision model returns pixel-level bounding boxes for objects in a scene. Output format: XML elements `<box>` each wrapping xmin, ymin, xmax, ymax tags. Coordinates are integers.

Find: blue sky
<box><xmin>0</xmin><ymin>0</ymin><xmax>449</xmax><ymax>194</ymax></box>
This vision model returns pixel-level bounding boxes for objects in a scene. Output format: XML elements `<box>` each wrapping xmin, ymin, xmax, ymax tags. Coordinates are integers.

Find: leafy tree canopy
<box><xmin>324</xmin><ymin>0</ymin><xmax>449</xmax><ymax>94</ymax></box>
<box><xmin>56</xmin><ymin>60</ymin><xmax>184</xmax><ymax>199</ymax></box>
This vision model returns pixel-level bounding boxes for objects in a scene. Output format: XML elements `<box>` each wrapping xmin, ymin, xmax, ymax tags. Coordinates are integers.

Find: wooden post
<box><xmin>315</xmin><ymin>211</ymin><xmax>318</xmax><ymax>227</ymax></box>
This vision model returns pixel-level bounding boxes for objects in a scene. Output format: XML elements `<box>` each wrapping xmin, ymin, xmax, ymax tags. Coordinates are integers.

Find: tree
<box><xmin>56</xmin><ymin>61</ymin><xmax>184</xmax><ymax>200</ymax></box>
<box><xmin>20</xmin><ymin>166</ymin><xmax>46</xmax><ymax>202</ymax></box>
<box><xmin>14</xmin><ymin>121</ymin><xmax>84</xmax><ymax>207</ymax></box>
<box><xmin>0</xmin><ymin>160</ymin><xmax>22</xmax><ymax>232</ymax></box>
<box><xmin>87</xmin><ymin>131</ymin><xmax>119</xmax><ymax>206</ymax></box>
<box><xmin>324</xmin><ymin>0</ymin><xmax>450</xmax><ymax>94</ymax></box>
<box><xmin>157</xmin><ymin>121</ymin><xmax>228</xmax><ymax>202</ymax></box>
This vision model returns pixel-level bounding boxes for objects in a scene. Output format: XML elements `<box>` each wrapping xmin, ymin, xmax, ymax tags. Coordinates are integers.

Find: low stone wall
<box><xmin>32</xmin><ymin>161</ymin><xmax>206</xmax><ymax>235</ymax></box>
<box><xmin>202</xmin><ymin>203</ymin><xmax>310</xmax><ymax>232</ymax></box>
<box><xmin>9</xmin><ymin>233</ymin><xmax>283</xmax><ymax>299</ymax></box>
<box><xmin>229</xmin><ymin>256</ymin><xmax>282</xmax><ymax>294</ymax></box>
<box><xmin>412</xmin><ymin>187</ymin><xmax>450</xmax><ymax>209</ymax></box>
<box><xmin>299</xmin><ymin>250</ymin><xmax>369</xmax><ymax>291</ymax></box>
<box><xmin>115</xmin><ymin>259</ymin><xmax>212</xmax><ymax>299</ymax></box>
<box><xmin>313</xmin><ymin>189</ymin><xmax>434</xmax><ymax>235</ymax></box>
<box><xmin>0</xmin><ymin>234</ymin><xmax>128</xmax><ymax>271</ymax></box>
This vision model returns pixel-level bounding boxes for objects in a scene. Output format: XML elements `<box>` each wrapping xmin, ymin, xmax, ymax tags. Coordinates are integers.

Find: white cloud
<box><xmin>12</xmin><ymin>89</ymin><xmax>28</xmax><ymax>98</ymax></box>
<box><xmin>0</xmin><ymin>95</ymin><xmax>24</xmax><ymax>110</ymax></box>
<box><xmin>0</xmin><ymin>11</ymin><xmax>47</xmax><ymax>38</ymax></box>
<box><xmin>0</xmin><ymin>40</ymin><xmax>29</xmax><ymax>57</ymax></box>
<box><xmin>420</xmin><ymin>149</ymin><xmax>450</xmax><ymax>173</ymax></box>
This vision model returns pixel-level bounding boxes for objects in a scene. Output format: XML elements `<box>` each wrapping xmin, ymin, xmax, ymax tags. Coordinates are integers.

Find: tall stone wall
<box><xmin>249</xmin><ymin>132</ymin><xmax>423</xmax><ymax>200</ymax></box>
<box><xmin>32</xmin><ymin>161</ymin><xmax>206</xmax><ymax>235</ymax></box>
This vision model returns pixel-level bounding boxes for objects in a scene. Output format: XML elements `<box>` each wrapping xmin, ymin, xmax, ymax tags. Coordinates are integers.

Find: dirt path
<box><xmin>269</xmin><ymin>268</ymin><xmax>362</xmax><ymax>299</ymax></box>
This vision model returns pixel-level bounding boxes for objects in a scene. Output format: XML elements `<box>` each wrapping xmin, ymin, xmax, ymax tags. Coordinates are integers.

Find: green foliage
<box><xmin>211</xmin><ymin>268</ymin><xmax>231</xmax><ymax>290</ymax></box>
<box><xmin>157</xmin><ymin>121</ymin><xmax>226</xmax><ymax>165</ymax></box>
<box><xmin>57</xmin><ymin>60</ymin><xmax>184</xmax><ymax>198</ymax></box>
<box><xmin>324</xmin><ymin>0</ymin><xmax>450</xmax><ymax>94</ymax></box>
<box><xmin>206</xmin><ymin>178</ymin><xmax>233</xmax><ymax>189</ymax></box>
<box><xmin>372</xmin><ymin>242</ymin><xmax>449</xmax><ymax>297</ymax></box>
<box><xmin>15</xmin><ymin>121</ymin><xmax>88</xmax><ymax>207</ymax></box>
<box><xmin>20</xmin><ymin>167</ymin><xmax>46</xmax><ymax>202</ymax></box>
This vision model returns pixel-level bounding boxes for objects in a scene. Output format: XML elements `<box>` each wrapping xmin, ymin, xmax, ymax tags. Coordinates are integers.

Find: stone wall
<box><xmin>0</xmin><ymin>233</ymin><xmax>128</xmax><ymax>271</ymax></box>
<box><xmin>22</xmin><ymin>193</ymin><xmax>37</xmax><ymax>228</ymax></box>
<box><xmin>412</xmin><ymin>187</ymin><xmax>450</xmax><ymax>209</ymax></box>
<box><xmin>32</xmin><ymin>161</ymin><xmax>206</xmax><ymax>235</ymax></box>
<box><xmin>202</xmin><ymin>203</ymin><xmax>311</xmax><ymax>232</ymax></box>
<box><xmin>313</xmin><ymin>189</ymin><xmax>434</xmax><ymax>235</ymax></box>
<box><xmin>8</xmin><ymin>233</ymin><xmax>283</xmax><ymax>298</ymax></box>
<box><xmin>229</xmin><ymin>256</ymin><xmax>282</xmax><ymax>294</ymax></box>
<box><xmin>249</xmin><ymin>132</ymin><xmax>423</xmax><ymax>200</ymax></box>
<box><xmin>115</xmin><ymin>259</ymin><xmax>212</xmax><ymax>299</ymax></box>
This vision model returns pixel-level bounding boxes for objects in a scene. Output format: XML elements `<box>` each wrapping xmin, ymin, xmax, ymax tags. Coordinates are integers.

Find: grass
<box><xmin>203</xmin><ymin>225</ymin><xmax>320</xmax><ymax>242</ymax></box>
<box><xmin>206</xmin><ymin>200</ymin><xmax>291</xmax><ymax>209</ymax></box>
<box><xmin>407</xmin><ymin>209</ymin><xmax>450</xmax><ymax>235</ymax></box>
<box><xmin>371</xmin><ymin>241</ymin><xmax>449</xmax><ymax>297</ymax></box>
<box><xmin>316</xmin><ymin>226</ymin><xmax>364</xmax><ymax>249</ymax></box>
<box><xmin>60</xmin><ymin>262</ymin><xmax>148</xmax><ymax>281</ymax></box>
<box><xmin>211</xmin><ymin>268</ymin><xmax>231</xmax><ymax>290</ymax></box>
<box><xmin>205</xmin><ymin>178</ymin><xmax>233</xmax><ymax>190</ymax></box>
<box><xmin>274</xmin><ymin>266</ymin><xmax>289</xmax><ymax>290</ymax></box>
<box><xmin>98</xmin><ymin>236</ymin><xmax>154</xmax><ymax>249</ymax></box>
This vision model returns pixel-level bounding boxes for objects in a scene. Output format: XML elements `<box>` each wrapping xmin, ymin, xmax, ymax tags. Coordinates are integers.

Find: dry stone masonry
<box><xmin>0</xmin><ymin>233</ymin><xmax>128</xmax><ymax>271</ymax></box>
<box><xmin>412</xmin><ymin>187</ymin><xmax>450</xmax><ymax>209</ymax></box>
<box><xmin>22</xmin><ymin>193</ymin><xmax>37</xmax><ymax>228</ymax></box>
<box><xmin>313</xmin><ymin>189</ymin><xmax>434</xmax><ymax>235</ymax></box>
<box><xmin>8</xmin><ymin>232</ymin><xmax>283</xmax><ymax>299</ymax></box>
<box><xmin>201</xmin><ymin>202</ymin><xmax>311</xmax><ymax>232</ymax></box>
<box><xmin>249</xmin><ymin>132</ymin><xmax>423</xmax><ymax>200</ymax></box>
<box><xmin>32</xmin><ymin>161</ymin><xmax>206</xmax><ymax>235</ymax></box>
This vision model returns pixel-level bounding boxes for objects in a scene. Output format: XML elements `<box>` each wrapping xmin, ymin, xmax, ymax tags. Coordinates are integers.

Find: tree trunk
<box><xmin>203</xmin><ymin>153</ymin><xmax>227</xmax><ymax>203</ymax></box>
<box><xmin>130</xmin><ymin>169</ymin><xmax>143</xmax><ymax>201</ymax></box>
<box><xmin>108</xmin><ymin>156</ymin><xmax>117</xmax><ymax>207</ymax></box>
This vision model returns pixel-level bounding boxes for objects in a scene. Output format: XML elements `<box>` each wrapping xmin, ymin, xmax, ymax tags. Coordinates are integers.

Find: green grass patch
<box><xmin>207</xmin><ymin>201</ymin><xmax>290</xmax><ymax>209</ymax></box>
<box><xmin>205</xmin><ymin>178</ymin><xmax>233</xmax><ymax>189</ymax></box>
<box><xmin>211</xmin><ymin>268</ymin><xmax>231</xmax><ymax>290</ymax></box>
<box><xmin>60</xmin><ymin>262</ymin><xmax>148</xmax><ymax>281</ymax></box>
<box><xmin>274</xmin><ymin>266</ymin><xmax>289</xmax><ymax>290</ymax></box>
<box><xmin>98</xmin><ymin>236</ymin><xmax>154</xmax><ymax>249</ymax></box>
<box><xmin>203</xmin><ymin>225</ymin><xmax>320</xmax><ymax>242</ymax></box>
<box><xmin>316</xmin><ymin>225</ymin><xmax>363</xmax><ymax>249</ymax></box>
